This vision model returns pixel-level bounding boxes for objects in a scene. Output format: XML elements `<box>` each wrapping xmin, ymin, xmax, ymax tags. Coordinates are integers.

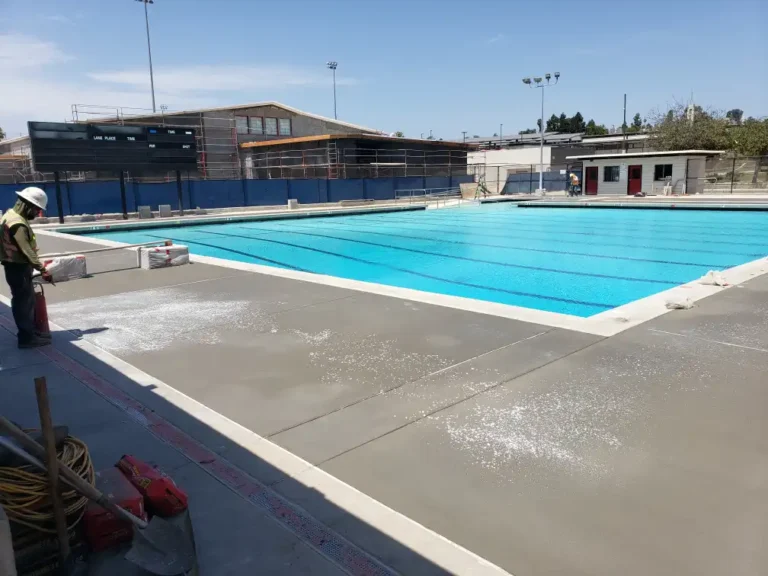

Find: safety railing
<box><xmin>395</xmin><ymin>187</ymin><xmax>464</xmax><ymax>208</ymax></box>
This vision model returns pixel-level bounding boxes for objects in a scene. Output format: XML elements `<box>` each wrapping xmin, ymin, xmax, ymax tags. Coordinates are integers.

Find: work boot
<box><xmin>35</xmin><ymin>331</ymin><xmax>52</xmax><ymax>340</ymax></box>
<box><xmin>18</xmin><ymin>337</ymin><xmax>52</xmax><ymax>349</ymax></box>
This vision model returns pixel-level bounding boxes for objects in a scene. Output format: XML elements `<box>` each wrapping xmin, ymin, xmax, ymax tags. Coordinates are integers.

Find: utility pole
<box><xmin>623</xmin><ymin>93</ymin><xmax>627</xmax><ymax>152</ymax></box>
<box><xmin>499</xmin><ymin>124</ymin><xmax>503</xmax><ymax>143</ymax></box>
<box><xmin>462</xmin><ymin>131</ymin><xmax>467</xmax><ymax>143</ymax></box>
<box><xmin>326</xmin><ymin>61</ymin><xmax>338</xmax><ymax>119</ymax></box>
<box><xmin>135</xmin><ymin>0</ymin><xmax>156</xmax><ymax>113</ymax></box>
<box><xmin>522</xmin><ymin>72</ymin><xmax>560</xmax><ymax>192</ymax></box>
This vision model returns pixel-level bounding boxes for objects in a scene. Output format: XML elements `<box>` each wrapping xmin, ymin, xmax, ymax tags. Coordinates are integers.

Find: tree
<box><xmin>585</xmin><ymin>119</ymin><xmax>608</xmax><ymax>136</ymax></box>
<box><xmin>569</xmin><ymin>112</ymin><xmax>585</xmax><ymax>133</ymax></box>
<box><xmin>519</xmin><ymin>128</ymin><xmax>537</xmax><ymax>134</ymax></box>
<box><xmin>647</xmin><ymin>103</ymin><xmax>733</xmax><ymax>151</ymax></box>
<box><xmin>536</xmin><ymin>119</ymin><xmax>542</xmax><ymax>132</ymax></box>
<box><xmin>492</xmin><ymin>132</ymin><xmax>498</xmax><ymax>137</ymax></box>
<box><xmin>626</xmin><ymin>113</ymin><xmax>643</xmax><ymax>133</ymax></box>
<box><xmin>726</xmin><ymin>109</ymin><xmax>744</xmax><ymax>125</ymax></box>
<box><xmin>558</xmin><ymin>113</ymin><xmax>568</xmax><ymax>131</ymax></box>
<box><xmin>0</xmin><ymin>125</ymin><xmax>5</xmax><ymax>140</ymax></box>
<box><xmin>393</xmin><ymin>131</ymin><xmax>405</xmax><ymax>137</ymax></box>
<box><xmin>545</xmin><ymin>114</ymin><xmax>560</xmax><ymax>132</ymax></box>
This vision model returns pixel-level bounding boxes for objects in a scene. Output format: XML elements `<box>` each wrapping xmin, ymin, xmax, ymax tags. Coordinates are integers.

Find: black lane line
<box><xmin>371</xmin><ymin>214</ymin><xmax>768</xmax><ymax>248</ymax></box>
<box><xmin>232</xmin><ymin>226</ymin><xmax>678</xmax><ymax>285</ymax></box>
<box><xmin>311</xmin><ymin>217</ymin><xmax>765</xmax><ymax>258</ymax></box>
<box><xmin>266</xmin><ymin>220</ymin><xmax>738</xmax><ymax>269</ymax></box>
<box><xmin>191</xmin><ymin>230</ymin><xmax>616</xmax><ymax>310</ymax></box>
<box><xmin>403</xmin><ymin>212</ymin><xmax>768</xmax><ymax>239</ymax></box>
<box><xmin>143</xmin><ymin>234</ymin><xmax>311</xmax><ymax>272</ymax></box>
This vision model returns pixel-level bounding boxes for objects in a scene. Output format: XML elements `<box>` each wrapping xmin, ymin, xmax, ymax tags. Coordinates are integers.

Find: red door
<box><xmin>585</xmin><ymin>166</ymin><xmax>598</xmax><ymax>195</ymax></box>
<box><xmin>627</xmin><ymin>165</ymin><xmax>642</xmax><ymax>195</ymax></box>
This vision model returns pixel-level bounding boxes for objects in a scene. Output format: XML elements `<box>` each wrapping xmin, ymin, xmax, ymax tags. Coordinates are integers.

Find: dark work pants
<box><xmin>3</xmin><ymin>263</ymin><xmax>35</xmax><ymax>344</ymax></box>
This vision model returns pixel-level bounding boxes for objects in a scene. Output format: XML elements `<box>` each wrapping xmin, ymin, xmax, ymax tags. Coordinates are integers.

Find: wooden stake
<box><xmin>34</xmin><ymin>377</ymin><xmax>70</xmax><ymax>563</ymax></box>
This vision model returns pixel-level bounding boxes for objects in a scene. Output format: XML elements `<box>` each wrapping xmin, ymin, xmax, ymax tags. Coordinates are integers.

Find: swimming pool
<box><xmin>76</xmin><ymin>206</ymin><xmax>768</xmax><ymax>317</ymax></box>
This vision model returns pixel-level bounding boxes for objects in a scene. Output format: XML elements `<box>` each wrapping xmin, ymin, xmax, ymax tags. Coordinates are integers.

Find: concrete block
<box><xmin>41</xmin><ymin>254</ymin><xmax>87</xmax><ymax>282</ymax></box>
<box><xmin>139</xmin><ymin>245</ymin><xmax>190</xmax><ymax>270</ymax></box>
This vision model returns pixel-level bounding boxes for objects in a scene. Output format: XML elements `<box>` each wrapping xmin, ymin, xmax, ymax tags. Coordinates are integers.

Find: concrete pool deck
<box><xmin>2</xmin><ymin>230</ymin><xmax>767</xmax><ymax>575</ymax></box>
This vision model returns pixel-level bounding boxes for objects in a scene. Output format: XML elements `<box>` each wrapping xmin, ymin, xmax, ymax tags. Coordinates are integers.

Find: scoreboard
<box><xmin>28</xmin><ymin>121</ymin><xmax>198</xmax><ymax>173</ymax></box>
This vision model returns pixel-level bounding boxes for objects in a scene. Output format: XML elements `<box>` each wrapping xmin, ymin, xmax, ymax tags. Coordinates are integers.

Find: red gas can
<box><xmin>83</xmin><ymin>467</ymin><xmax>146</xmax><ymax>552</ymax></box>
<box><xmin>33</xmin><ymin>283</ymin><xmax>50</xmax><ymax>336</ymax></box>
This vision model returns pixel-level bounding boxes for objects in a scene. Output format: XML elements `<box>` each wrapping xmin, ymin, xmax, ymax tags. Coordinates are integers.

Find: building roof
<box><xmin>461</xmin><ymin>131</ymin><xmax>652</xmax><ymax>148</ymax></box>
<box><xmin>578</xmin><ymin>134</ymin><xmax>650</xmax><ymax>145</ymax></box>
<box><xmin>566</xmin><ymin>150</ymin><xmax>723</xmax><ymax>161</ymax></box>
<box><xmin>104</xmin><ymin>101</ymin><xmax>385</xmax><ymax>135</ymax></box>
<box><xmin>240</xmin><ymin>133</ymin><xmax>476</xmax><ymax>150</ymax></box>
<box><xmin>0</xmin><ymin>135</ymin><xmax>30</xmax><ymax>146</ymax></box>
<box><xmin>464</xmin><ymin>132</ymin><xmax>580</xmax><ymax>146</ymax></box>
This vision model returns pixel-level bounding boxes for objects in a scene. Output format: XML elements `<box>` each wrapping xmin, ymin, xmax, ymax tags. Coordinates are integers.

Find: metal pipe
<box><xmin>40</xmin><ymin>240</ymin><xmax>172</xmax><ymax>259</ymax></box>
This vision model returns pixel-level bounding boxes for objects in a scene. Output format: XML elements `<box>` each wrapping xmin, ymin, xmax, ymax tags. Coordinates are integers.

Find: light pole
<box><xmin>326</xmin><ymin>61</ymin><xmax>338</xmax><ymax>119</ymax></box>
<box><xmin>523</xmin><ymin>72</ymin><xmax>559</xmax><ymax>192</ymax></box>
<box><xmin>135</xmin><ymin>0</ymin><xmax>156</xmax><ymax>113</ymax></box>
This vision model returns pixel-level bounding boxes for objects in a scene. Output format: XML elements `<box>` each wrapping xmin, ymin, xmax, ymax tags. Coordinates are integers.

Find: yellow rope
<box><xmin>0</xmin><ymin>434</ymin><xmax>95</xmax><ymax>534</ymax></box>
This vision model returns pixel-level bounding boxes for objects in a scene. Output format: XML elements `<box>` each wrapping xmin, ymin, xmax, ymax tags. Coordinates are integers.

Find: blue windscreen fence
<box><xmin>0</xmin><ymin>174</ymin><xmax>476</xmax><ymax>217</ymax></box>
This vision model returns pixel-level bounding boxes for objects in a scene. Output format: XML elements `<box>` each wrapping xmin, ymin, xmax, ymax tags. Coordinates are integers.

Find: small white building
<box><xmin>565</xmin><ymin>150</ymin><xmax>723</xmax><ymax>196</ymax></box>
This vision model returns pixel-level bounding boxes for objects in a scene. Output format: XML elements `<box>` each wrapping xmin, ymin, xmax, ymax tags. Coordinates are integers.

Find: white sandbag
<box><xmin>665</xmin><ymin>297</ymin><xmax>694</xmax><ymax>310</ymax></box>
<box><xmin>139</xmin><ymin>245</ymin><xmax>190</xmax><ymax>270</ymax></box>
<box><xmin>41</xmin><ymin>254</ymin><xmax>87</xmax><ymax>282</ymax></box>
<box><xmin>699</xmin><ymin>270</ymin><xmax>728</xmax><ymax>286</ymax></box>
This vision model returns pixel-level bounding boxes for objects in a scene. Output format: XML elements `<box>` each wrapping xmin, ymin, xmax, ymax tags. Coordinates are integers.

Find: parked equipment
<box><xmin>0</xmin><ymin>418</ymin><xmax>195</xmax><ymax>576</ymax></box>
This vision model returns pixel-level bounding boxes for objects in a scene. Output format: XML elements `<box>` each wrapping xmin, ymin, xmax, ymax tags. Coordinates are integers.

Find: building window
<box><xmin>654</xmin><ymin>164</ymin><xmax>673</xmax><ymax>181</ymax></box>
<box><xmin>264</xmin><ymin>118</ymin><xmax>278</xmax><ymax>136</ymax></box>
<box><xmin>278</xmin><ymin>118</ymin><xmax>291</xmax><ymax>136</ymax></box>
<box><xmin>603</xmin><ymin>166</ymin><xmax>620</xmax><ymax>182</ymax></box>
<box><xmin>249</xmin><ymin>117</ymin><xmax>263</xmax><ymax>135</ymax></box>
<box><xmin>236</xmin><ymin>116</ymin><xmax>248</xmax><ymax>135</ymax></box>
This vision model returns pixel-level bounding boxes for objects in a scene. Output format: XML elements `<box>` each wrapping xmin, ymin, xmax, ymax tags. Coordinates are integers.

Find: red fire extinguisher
<box><xmin>34</xmin><ymin>282</ymin><xmax>51</xmax><ymax>336</ymax></box>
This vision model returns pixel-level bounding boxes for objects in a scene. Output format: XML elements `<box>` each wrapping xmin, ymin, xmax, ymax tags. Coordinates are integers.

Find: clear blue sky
<box><xmin>1</xmin><ymin>0</ymin><xmax>766</xmax><ymax>139</ymax></box>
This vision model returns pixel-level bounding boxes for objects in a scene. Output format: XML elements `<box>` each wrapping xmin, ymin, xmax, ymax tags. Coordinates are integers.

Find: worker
<box><xmin>1</xmin><ymin>187</ymin><xmax>53</xmax><ymax>349</ymax></box>
<box><xmin>569</xmin><ymin>172</ymin><xmax>581</xmax><ymax>196</ymax></box>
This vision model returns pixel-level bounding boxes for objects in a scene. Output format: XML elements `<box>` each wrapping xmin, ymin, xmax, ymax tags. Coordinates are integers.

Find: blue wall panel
<box><xmin>1</xmin><ymin>173</ymin><xmax>483</xmax><ymax>218</ymax></box>
<box><xmin>135</xmin><ymin>182</ymin><xmax>179</xmax><ymax>210</ymax></box>
<box><xmin>393</xmin><ymin>177</ymin><xmax>426</xmax><ymax>196</ymax></box>
<box><xmin>364</xmin><ymin>178</ymin><xmax>395</xmax><ymax>200</ymax></box>
<box><xmin>288</xmin><ymin>179</ymin><xmax>326</xmax><ymax>204</ymax></box>
<box><xmin>246</xmin><ymin>180</ymin><xmax>288</xmax><ymax>206</ymax></box>
<box><xmin>450</xmin><ymin>174</ymin><xmax>475</xmax><ymax>187</ymax></box>
<box><xmin>0</xmin><ymin>182</ymin><xmax>72</xmax><ymax>218</ymax></box>
<box><xmin>68</xmin><ymin>181</ymin><xmax>128</xmax><ymax>215</ymax></box>
<box><xmin>0</xmin><ymin>184</ymin><xmax>20</xmax><ymax>213</ymax></box>
<box><xmin>328</xmin><ymin>179</ymin><xmax>364</xmax><ymax>202</ymax></box>
<box><xmin>425</xmin><ymin>176</ymin><xmax>451</xmax><ymax>191</ymax></box>
<box><xmin>191</xmin><ymin>179</ymin><xmax>244</xmax><ymax>209</ymax></box>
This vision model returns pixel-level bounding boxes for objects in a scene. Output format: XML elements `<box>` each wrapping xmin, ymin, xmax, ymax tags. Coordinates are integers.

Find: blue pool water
<box><xmin>78</xmin><ymin>206</ymin><xmax>768</xmax><ymax>317</ymax></box>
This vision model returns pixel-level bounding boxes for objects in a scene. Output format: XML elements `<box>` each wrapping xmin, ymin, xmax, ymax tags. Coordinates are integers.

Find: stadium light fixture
<box><xmin>326</xmin><ymin>61</ymin><xmax>338</xmax><ymax>119</ymax></box>
<box><xmin>523</xmin><ymin>72</ymin><xmax>561</xmax><ymax>192</ymax></box>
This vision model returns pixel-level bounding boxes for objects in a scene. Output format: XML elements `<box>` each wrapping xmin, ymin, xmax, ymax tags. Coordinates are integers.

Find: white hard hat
<box><xmin>16</xmin><ymin>187</ymin><xmax>48</xmax><ymax>210</ymax></box>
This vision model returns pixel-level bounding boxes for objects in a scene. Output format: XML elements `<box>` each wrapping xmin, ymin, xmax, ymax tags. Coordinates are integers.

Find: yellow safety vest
<box><xmin>0</xmin><ymin>208</ymin><xmax>37</xmax><ymax>264</ymax></box>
